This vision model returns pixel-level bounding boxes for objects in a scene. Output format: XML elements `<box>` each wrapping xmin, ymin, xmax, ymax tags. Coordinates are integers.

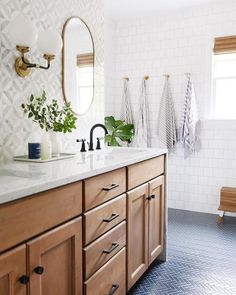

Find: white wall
<box><xmin>105</xmin><ymin>0</ymin><xmax>236</xmax><ymax>214</ymax></box>
<box><xmin>0</xmin><ymin>0</ymin><xmax>104</xmax><ymax>162</ymax></box>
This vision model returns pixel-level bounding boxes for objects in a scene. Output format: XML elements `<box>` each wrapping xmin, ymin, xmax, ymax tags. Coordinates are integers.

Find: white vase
<box><xmin>50</xmin><ymin>131</ymin><xmax>62</xmax><ymax>157</ymax></box>
<box><xmin>41</xmin><ymin>133</ymin><xmax>52</xmax><ymax>160</ymax></box>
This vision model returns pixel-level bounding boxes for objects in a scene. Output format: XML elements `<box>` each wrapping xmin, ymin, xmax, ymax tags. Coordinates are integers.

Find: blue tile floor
<box><xmin>128</xmin><ymin>209</ymin><xmax>236</xmax><ymax>295</ymax></box>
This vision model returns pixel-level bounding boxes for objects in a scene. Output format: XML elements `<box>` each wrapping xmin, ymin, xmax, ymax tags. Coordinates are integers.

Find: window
<box><xmin>212</xmin><ymin>53</ymin><xmax>236</xmax><ymax>119</ymax></box>
<box><xmin>212</xmin><ymin>35</ymin><xmax>236</xmax><ymax>119</ymax></box>
<box><xmin>76</xmin><ymin>66</ymin><xmax>93</xmax><ymax>114</ymax></box>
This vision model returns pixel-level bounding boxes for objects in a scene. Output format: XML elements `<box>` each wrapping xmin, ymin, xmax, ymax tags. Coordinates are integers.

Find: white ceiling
<box><xmin>105</xmin><ymin>0</ymin><xmax>220</xmax><ymax>19</ymax></box>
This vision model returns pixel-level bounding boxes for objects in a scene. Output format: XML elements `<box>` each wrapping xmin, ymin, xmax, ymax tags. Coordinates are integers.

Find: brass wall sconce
<box><xmin>7</xmin><ymin>15</ymin><xmax>62</xmax><ymax>78</ymax></box>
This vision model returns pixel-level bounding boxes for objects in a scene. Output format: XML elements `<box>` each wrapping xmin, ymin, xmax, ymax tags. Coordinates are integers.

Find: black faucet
<box><xmin>88</xmin><ymin>123</ymin><xmax>108</xmax><ymax>151</ymax></box>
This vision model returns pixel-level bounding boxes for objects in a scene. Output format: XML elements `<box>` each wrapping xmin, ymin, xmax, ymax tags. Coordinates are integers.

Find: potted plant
<box><xmin>105</xmin><ymin>116</ymin><xmax>134</xmax><ymax>146</ymax></box>
<box><xmin>21</xmin><ymin>90</ymin><xmax>77</xmax><ymax>159</ymax></box>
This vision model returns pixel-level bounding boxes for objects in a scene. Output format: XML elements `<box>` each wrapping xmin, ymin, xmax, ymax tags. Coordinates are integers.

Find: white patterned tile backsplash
<box><xmin>0</xmin><ymin>0</ymin><xmax>104</xmax><ymax>162</ymax></box>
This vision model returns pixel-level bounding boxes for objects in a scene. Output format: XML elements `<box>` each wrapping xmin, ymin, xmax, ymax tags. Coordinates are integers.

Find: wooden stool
<box><xmin>217</xmin><ymin>187</ymin><xmax>236</xmax><ymax>224</ymax></box>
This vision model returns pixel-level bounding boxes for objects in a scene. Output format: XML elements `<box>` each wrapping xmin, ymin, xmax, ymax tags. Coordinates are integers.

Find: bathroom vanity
<box><xmin>0</xmin><ymin>148</ymin><xmax>167</xmax><ymax>295</ymax></box>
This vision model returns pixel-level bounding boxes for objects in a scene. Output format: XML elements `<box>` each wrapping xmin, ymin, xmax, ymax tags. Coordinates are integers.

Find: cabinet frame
<box><xmin>27</xmin><ymin>217</ymin><xmax>82</xmax><ymax>295</ymax></box>
<box><xmin>127</xmin><ymin>175</ymin><xmax>165</xmax><ymax>290</ymax></box>
<box><xmin>127</xmin><ymin>183</ymin><xmax>149</xmax><ymax>290</ymax></box>
<box><xmin>0</xmin><ymin>245</ymin><xmax>26</xmax><ymax>295</ymax></box>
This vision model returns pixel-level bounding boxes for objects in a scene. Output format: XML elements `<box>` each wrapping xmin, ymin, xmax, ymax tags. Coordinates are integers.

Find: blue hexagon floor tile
<box><xmin>128</xmin><ymin>209</ymin><xmax>236</xmax><ymax>295</ymax></box>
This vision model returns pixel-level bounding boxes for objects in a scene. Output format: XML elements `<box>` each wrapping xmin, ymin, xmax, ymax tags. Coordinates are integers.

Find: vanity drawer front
<box><xmin>84</xmin><ymin>221</ymin><xmax>126</xmax><ymax>279</ymax></box>
<box><xmin>84</xmin><ymin>168</ymin><xmax>126</xmax><ymax>210</ymax></box>
<box><xmin>84</xmin><ymin>194</ymin><xmax>126</xmax><ymax>245</ymax></box>
<box><xmin>128</xmin><ymin>156</ymin><xmax>165</xmax><ymax>190</ymax></box>
<box><xmin>0</xmin><ymin>181</ymin><xmax>82</xmax><ymax>253</ymax></box>
<box><xmin>84</xmin><ymin>247</ymin><xmax>126</xmax><ymax>295</ymax></box>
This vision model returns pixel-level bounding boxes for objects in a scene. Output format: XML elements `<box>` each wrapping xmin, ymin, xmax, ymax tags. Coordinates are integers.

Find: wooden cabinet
<box><xmin>27</xmin><ymin>217</ymin><xmax>82</xmax><ymax>295</ymax></box>
<box><xmin>84</xmin><ymin>168</ymin><xmax>126</xmax><ymax>210</ymax></box>
<box><xmin>127</xmin><ymin>176</ymin><xmax>165</xmax><ymax>290</ymax></box>
<box><xmin>83</xmin><ymin>221</ymin><xmax>126</xmax><ymax>279</ymax></box>
<box><xmin>0</xmin><ymin>181</ymin><xmax>82</xmax><ymax>253</ymax></box>
<box><xmin>84</xmin><ymin>194</ymin><xmax>126</xmax><ymax>245</ymax></box>
<box><xmin>0</xmin><ymin>245</ymin><xmax>27</xmax><ymax>295</ymax></box>
<box><xmin>84</xmin><ymin>248</ymin><xmax>126</xmax><ymax>295</ymax></box>
<box><xmin>0</xmin><ymin>218</ymin><xmax>82</xmax><ymax>295</ymax></box>
<box><xmin>127</xmin><ymin>156</ymin><xmax>164</xmax><ymax>190</ymax></box>
<box><xmin>148</xmin><ymin>176</ymin><xmax>165</xmax><ymax>264</ymax></box>
<box><xmin>0</xmin><ymin>154</ymin><xmax>166</xmax><ymax>295</ymax></box>
<box><xmin>127</xmin><ymin>184</ymin><xmax>149</xmax><ymax>290</ymax></box>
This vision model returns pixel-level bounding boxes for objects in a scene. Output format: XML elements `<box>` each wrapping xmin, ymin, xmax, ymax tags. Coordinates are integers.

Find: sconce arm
<box><xmin>21</xmin><ymin>53</ymin><xmax>53</xmax><ymax>70</ymax></box>
<box><xmin>15</xmin><ymin>45</ymin><xmax>56</xmax><ymax>77</ymax></box>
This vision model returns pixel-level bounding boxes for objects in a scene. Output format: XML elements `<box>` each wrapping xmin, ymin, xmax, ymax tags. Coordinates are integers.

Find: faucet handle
<box><xmin>96</xmin><ymin>137</ymin><xmax>104</xmax><ymax>150</ymax></box>
<box><xmin>76</xmin><ymin>139</ymin><xmax>86</xmax><ymax>152</ymax></box>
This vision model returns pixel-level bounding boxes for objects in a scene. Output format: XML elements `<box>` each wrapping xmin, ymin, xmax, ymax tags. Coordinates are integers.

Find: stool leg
<box><xmin>217</xmin><ymin>211</ymin><xmax>224</xmax><ymax>224</ymax></box>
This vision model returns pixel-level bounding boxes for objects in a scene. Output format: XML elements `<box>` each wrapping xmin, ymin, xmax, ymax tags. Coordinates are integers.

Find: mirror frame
<box><xmin>62</xmin><ymin>16</ymin><xmax>95</xmax><ymax>116</ymax></box>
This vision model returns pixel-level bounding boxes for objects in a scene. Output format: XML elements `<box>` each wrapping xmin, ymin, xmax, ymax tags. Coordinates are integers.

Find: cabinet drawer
<box><xmin>128</xmin><ymin>156</ymin><xmax>164</xmax><ymax>190</ymax></box>
<box><xmin>84</xmin><ymin>194</ymin><xmax>126</xmax><ymax>245</ymax></box>
<box><xmin>84</xmin><ymin>248</ymin><xmax>126</xmax><ymax>295</ymax></box>
<box><xmin>0</xmin><ymin>181</ymin><xmax>82</xmax><ymax>253</ymax></box>
<box><xmin>84</xmin><ymin>168</ymin><xmax>126</xmax><ymax>210</ymax></box>
<box><xmin>84</xmin><ymin>221</ymin><xmax>126</xmax><ymax>279</ymax></box>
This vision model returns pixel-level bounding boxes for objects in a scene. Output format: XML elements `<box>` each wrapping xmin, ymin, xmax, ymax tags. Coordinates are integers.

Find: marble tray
<box><xmin>14</xmin><ymin>153</ymin><xmax>76</xmax><ymax>163</ymax></box>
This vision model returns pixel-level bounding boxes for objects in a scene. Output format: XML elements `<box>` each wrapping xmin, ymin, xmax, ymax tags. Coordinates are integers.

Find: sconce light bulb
<box><xmin>7</xmin><ymin>15</ymin><xmax>37</xmax><ymax>47</ymax></box>
<box><xmin>38</xmin><ymin>30</ymin><xmax>62</xmax><ymax>56</ymax></box>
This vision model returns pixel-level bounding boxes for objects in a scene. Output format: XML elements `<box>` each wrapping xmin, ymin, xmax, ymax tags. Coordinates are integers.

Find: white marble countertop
<box><xmin>0</xmin><ymin>147</ymin><xmax>167</xmax><ymax>205</ymax></box>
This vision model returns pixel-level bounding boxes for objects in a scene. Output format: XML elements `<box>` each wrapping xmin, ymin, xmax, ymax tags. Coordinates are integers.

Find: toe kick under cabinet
<box><xmin>0</xmin><ymin>154</ymin><xmax>166</xmax><ymax>295</ymax></box>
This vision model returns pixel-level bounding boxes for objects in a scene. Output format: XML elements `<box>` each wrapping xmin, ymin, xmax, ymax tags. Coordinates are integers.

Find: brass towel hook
<box><xmin>184</xmin><ymin>72</ymin><xmax>191</xmax><ymax>76</ymax></box>
<box><xmin>163</xmin><ymin>74</ymin><xmax>170</xmax><ymax>79</ymax></box>
<box><xmin>123</xmin><ymin>76</ymin><xmax>129</xmax><ymax>81</ymax></box>
<box><xmin>144</xmin><ymin>75</ymin><xmax>149</xmax><ymax>80</ymax></box>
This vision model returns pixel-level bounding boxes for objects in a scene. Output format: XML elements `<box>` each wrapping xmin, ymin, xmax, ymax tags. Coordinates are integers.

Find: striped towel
<box><xmin>157</xmin><ymin>78</ymin><xmax>177</xmax><ymax>153</ymax></box>
<box><xmin>120</xmin><ymin>79</ymin><xmax>134</xmax><ymax>125</ymax></box>
<box><xmin>179</xmin><ymin>74</ymin><xmax>201</xmax><ymax>158</ymax></box>
<box><xmin>134</xmin><ymin>78</ymin><xmax>151</xmax><ymax>148</ymax></box>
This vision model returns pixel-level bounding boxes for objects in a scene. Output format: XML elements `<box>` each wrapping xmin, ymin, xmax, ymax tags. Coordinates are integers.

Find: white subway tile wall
<box><xmin>105</xmin><ymin>0</ymin><xmax>236</xmax><ymax>214</ymax></box>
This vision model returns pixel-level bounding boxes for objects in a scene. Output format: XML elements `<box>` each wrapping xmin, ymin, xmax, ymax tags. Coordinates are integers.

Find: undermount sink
<box><xmin>0</xmin><ymin>169</ymin><xmax>45</xmax><ymax>179</ymax></box>
<box><xmin>99</xmin><ymin>148</ymin><xmax>148</xmax><ymax>158</ymax></box>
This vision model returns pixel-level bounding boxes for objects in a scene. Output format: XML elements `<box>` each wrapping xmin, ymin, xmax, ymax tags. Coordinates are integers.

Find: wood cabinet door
<box><xmin>0</xmin><ymin>245</ymin><xmax>27</xmax><ymax>295</ymax></box>
<box><xmin>27</xmin><ymin>217</ymin><xmax>82</xmax><ymax>295</ymax></box>
<box><xmin>148</xmin><ymin>176</ymin><xmax>165</xmax><ymax>265</ymax></box>
<box><xmin>127</xmin><ymin>184</ymin><xmax>149</xmax><ymax>290</ymax></box>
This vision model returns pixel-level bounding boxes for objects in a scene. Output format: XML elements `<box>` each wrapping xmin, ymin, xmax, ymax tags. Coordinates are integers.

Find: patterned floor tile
<box><xmin>128</xmin><ymin>209</ymin><xmax>236</xmax><ymax>295</ymax></box>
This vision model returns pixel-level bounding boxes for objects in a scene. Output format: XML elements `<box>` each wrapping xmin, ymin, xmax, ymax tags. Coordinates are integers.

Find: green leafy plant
<box><xmin>21</xmin><ymin>91</ymin><xmax>77</xmax><ymax>133</ymax></box>
<box><xmin>105</xmin><ymin>116</ymin><xmax>134</xmax><ymax>146</ymax></box>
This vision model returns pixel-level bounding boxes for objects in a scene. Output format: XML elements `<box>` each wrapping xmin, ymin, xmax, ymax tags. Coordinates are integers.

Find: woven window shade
<box><xmin>77</xmin><ymin>53</ymin><xmax>94</xmax><ymax>67</ymax></box>
<box><xmin>214</xmin><ymin>35</ymin><xmax>236</xmax><ymax>54</ymax></box>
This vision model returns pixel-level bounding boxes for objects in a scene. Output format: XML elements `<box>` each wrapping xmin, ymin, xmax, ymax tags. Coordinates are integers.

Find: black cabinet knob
<box><xmin>19</xmin><ymin>275</ymin><xmax>29</xmax><ymax>285</ymax></box>
<box><xmin>150</xmin><ymin>194</ymin><xmax>156</xmax><ymax>199</ymax></box>
<box><xmin>34</xmin><ymin>266</ymin><xmax>44</xmax><ymax>275</ymax></box>
<box><xmin>146</xmin><ymin>196</ymin><xmax>152</xmax><ymax>201</ymax></box>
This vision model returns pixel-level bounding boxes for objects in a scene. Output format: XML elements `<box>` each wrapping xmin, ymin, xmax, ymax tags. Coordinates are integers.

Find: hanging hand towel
<box><xmin>120</xmin><ymin>78</ymin><xmax>134</xmax><ymax>125</ymax></box>
<box><xmin>179</xmin><ymin>74</ymin><xmax>201</xmax><ymax>158</ymax></box>
<box><xmin>134</xmin><ymin>78</ymin><xmax>151</xmax><ymax>148</ymax></box>
<box><xmin>157</xmin><ymin>77</ymin><xmax>177</xmax><ymax>153</ymax></box>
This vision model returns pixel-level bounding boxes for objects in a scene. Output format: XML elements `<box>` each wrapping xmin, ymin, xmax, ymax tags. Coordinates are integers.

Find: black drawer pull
<box><xmin>102</xmin><ymin>183</ymin><xmax>119</xmax><ymax>191</ymax></box>
<box><xmin>103</xmin><ymin>242</ymin><xmax>119</xmax><ymax>254</ymax></box>
<box><xmin>34</xmin><ymin>266</ymin><xmax>44</xmax><ymax>275</ymax></box>
<box><xmin>103</xmin><ymin>213</ymin><xmax>119</xmax><ymax>223</ymax></box>
<box><xmin>107</xmin><ymin>284</ymin><xmax>119</xmax><ymax>295</ymax></box>
<box><xmin>150</xmin><ymin>194</ymin><xmax>156</xmax><ymax>199</ymax></box>
<box><xmin>19</xmin><ymin>275</ymin><xmax>29</xmax><ymax>285</ymax></box>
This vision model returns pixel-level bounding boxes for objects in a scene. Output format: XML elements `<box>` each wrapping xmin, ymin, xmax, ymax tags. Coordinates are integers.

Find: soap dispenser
<box><xmin>41</xmin><ymin>133</ymin><xmax>52</xmax><ymax>160</ymax></box>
